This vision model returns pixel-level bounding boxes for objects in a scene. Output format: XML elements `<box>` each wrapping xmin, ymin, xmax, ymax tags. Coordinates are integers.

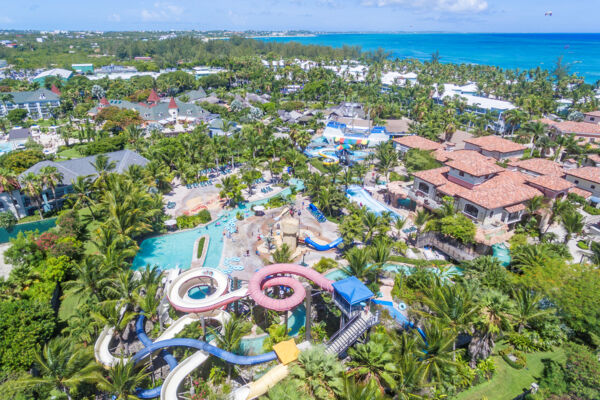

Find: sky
<box><xmin>0</xmin><ymin>0</ymin><xmax>598</xmax><ymax>33</ymax></box>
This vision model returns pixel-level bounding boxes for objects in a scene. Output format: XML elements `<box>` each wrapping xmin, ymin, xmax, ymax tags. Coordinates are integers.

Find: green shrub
<box><xmin>499</xmin><ymin>347</ymin><xmax>526</xmax><ymax>369</ymax></box>
<box><xmin>389</xmin><ymin>171</ymin><xmax>409</xmax><ymax>182</ymax></box>
<box><xmin>197</xmin><ymin>237</ymin><xmax>206</xmax><ymax>259</ymax></box>
<box><xmin>577</xmin><ymin>240</ymin><xmax>589</xmax><ymax>250</ymax></box>
<box><xmin>583</xmin><ymin>205</ymin><xmax>600</xmax><ymax>215</ymax></box>
<box><xmin>0</xmin><ymin>212</ymin><xmax>17</xmax><ymax>230</ymax></box>
<box><xmin>313</xmin><ymin>257</ymin><xmax>338</xmax><ymax>274</ymax></box>
<box><xmin>176</xmin><ymin>209</ymin><xmax>212</xmax><ymax>229</ymax></box>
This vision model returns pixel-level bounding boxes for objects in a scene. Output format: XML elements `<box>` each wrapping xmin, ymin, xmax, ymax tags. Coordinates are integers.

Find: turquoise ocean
<box><xmin>260</xmin><ymin>33</ymin><xmax>600</xmax><ymax>83</ymax></box>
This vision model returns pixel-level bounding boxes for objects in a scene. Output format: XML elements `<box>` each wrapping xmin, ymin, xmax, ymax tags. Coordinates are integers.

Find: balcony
<box><xmin>406</xmin><ymin>189</ymin><xmax>442</xmax><ymax>210</ymax></box>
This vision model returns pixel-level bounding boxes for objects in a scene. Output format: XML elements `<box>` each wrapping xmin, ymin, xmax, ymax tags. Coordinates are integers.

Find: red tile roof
<box><xmin>588</xmin><ymin>154</ymin><xmax>600</xmax><ymax>164</ymax></box>
<box><xmin>99</xmin><ymin>97</ymin><xmax>109</xmax><ymax>106</ymax></box>
<box><xmin>463</xmin><ymin>135</ymin><xmax>526</xmax><ymax>153</ymax></box>
<box><xmin>585</xmin><ymin>110</ymin><xmax>600</xmax><ymax>118</ymax></box>
<box><xmin>168</xmin><ymin>97</ymin><xmax>178</xmax><ymax>109</ymax></box>
<box><xmin>508</xmin><ymin>158</ymin><xmax>565</xmax><ymax>177</ymax></box>
<box><xmin>412</xmin><ymin>167</ymin><xmax>450</xmax><ymax>187</ymax></box>
<box><xmin>147</xmin><ymin>89</ymin><xmax>160</xmax><ymax>103</ymax></box>
<box><xmin>541</xmin><ymin>118</ymin><xmax>600</xmax><ymax>135</ymax></box>
<box><xmin>445</xmin><ymin>157</ymin><xmax>504</xmax><ymax>176</ymax></box>
<box><xmin>565</xmin><ymin>167</ymin><xmax>600</xmax><ymax>184</ymax></box>
<box><xmin>569</xmin><ymin>187</ymin><xmax>592</xmax><ymax>198</ymax></box>
<box><xmin>50</xmin><ymin>84</ymin><xmax>61</xmax><ymax>96</ymax></box>
<box><xmin>505</xmin><ymin>203</ymin><xmax>526</xmax><ymax>213</ymax></box>
<box><xmin>393</xmin><ymin>135</ymin><xmax>442</xmax><ymax>151</ymax></box>
<box><xmin>526</xmin><ymin>175</ymin><xmax>574</xmax><ymax>192</ymax></box>
<box><xmin>433</xmin><ymin>149</ymin><xmax>490</xmax><ymax>163</ymax></box>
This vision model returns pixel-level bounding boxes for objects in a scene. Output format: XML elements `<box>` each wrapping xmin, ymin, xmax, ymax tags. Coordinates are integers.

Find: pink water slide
<box><xmin>248</xmin><ymin>263</ymin><xmax>334</xmax><ymax>312</ymax></box>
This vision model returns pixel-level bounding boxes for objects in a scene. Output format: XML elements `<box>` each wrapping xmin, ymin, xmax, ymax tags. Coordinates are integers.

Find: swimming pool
<box><xmin>133</xmin><ymin>181</ymin><xmax>302</xmax><ymax>271</ymax></box>
<box><xmin>346</xmin><ymin>185</ymin><xmax>402</xmax><ymax>219</ymax></box>
<box><xmin>324</xmin><ymin>263</ymin><xmax>462</xmax><ymax>281</ymax></box>
<box><xmin>0</xmin><ymin>142</ymin><xmax>13</xmax><ymax>155</ymax></box>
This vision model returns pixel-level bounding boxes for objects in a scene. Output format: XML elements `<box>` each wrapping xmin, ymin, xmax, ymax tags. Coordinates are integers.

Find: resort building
<box><xmin>32</xmin><ymin>68</ymin><xmax>73</xmax><ymax>85</ymax></box>
<box><xmin>381</xmin><ymin>71</ymin><xmax>418</xmax><ymax>87</ymax></box>
<box><xmin>542</xmin><ymin>118</ymin><xmax>600</xmax><ymax>141</ymax></box>
<box><xmin>393</xmin><ymin>135</ymin><xmax>443</xmax><ymax>154</ymax></box>
<box><xmin>88</xmin><ymin>90</ymin><xmax>216</xmax><ymax>128</ymax></box>
<box><xmin>71</xmin><ymin>63</ymin><xmax>94</xmax><ymax>74</ymax></box>
<box><xmin>463</xmin><ymin>135</ymin><xmax>526</xmax><ymax>160</ymax></box>
<box><xmin>564</xmin><ymin>167</ymin><xmax>600</xmax><ymax>207</ymax></box>
<box><xmin>583</xmin><ymin>111</ymin><xmax>600</xmax><ymax>124</ymax></box>
<box><xmin>0</xmin><ymin>89</ymin><xmax>61</xmax><ymax>120</ymax></box>
<box><xmin>4</xmin><ymin>150</ymin><xmax>150</xmax><ymax>218</ymax></box>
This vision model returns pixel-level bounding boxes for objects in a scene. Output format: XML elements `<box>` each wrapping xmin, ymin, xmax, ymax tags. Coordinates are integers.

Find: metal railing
<box><xmin>416</xmin><ymin>231</ymin><xmax>478</xmax><ymax>262</ymax></box>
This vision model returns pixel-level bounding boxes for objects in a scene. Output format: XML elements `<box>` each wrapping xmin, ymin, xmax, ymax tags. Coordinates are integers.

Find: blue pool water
<box><xmin>133</xmin><ymin>181</ymin><xmax>302</xmax><ymax>271</ymax></box>
<box><xmin>287</xmin><ymin>304</ymin><xmax>306</xmax><ymax>337</ymax></box>
<box><xmin>0</xmin><ymin>142</ymin><xmax>13</xmax><ymax>155</ymax></box>
<box><xmin>188</xmin><ymin>285</ymin><xmax>212</xmax><ymax>299</ymax></box>
<box><xmin>325</xmin><ymin>269</ymin><xmax>348</xmax><ymax>281</ymax></box>
<box><xmin>346</xmin><ymin>185</ymin><xmax>402</xmax><ymax>219</ymax></box>
<box><xmin>324</xmin><ymin>263</ymin><xmax>462</xmax><ymax>281</ymax></box>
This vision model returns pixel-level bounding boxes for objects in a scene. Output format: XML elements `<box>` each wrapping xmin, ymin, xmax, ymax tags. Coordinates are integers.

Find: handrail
<box><xmin>326</xmin><ymin>313</ymin><xmax>362</xmax><ymax>347</ymax></box>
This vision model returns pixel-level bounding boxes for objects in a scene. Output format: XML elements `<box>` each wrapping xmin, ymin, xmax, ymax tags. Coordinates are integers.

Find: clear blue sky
<box><xmin>1</xmin><ymin>0</ymin><xmax>598</xmax><ymax>33</ymax></box>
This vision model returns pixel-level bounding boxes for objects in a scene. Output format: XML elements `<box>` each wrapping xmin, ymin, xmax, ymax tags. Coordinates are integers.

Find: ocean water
<box><xmin>261</xmin><ymin>33</ymin><xmax>600</xmax><ymax>83</ymax></box>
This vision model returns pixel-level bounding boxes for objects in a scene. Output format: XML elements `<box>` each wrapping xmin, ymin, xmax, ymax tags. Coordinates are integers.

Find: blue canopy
<box><xmin>332</xmin><ymin>276</ymin><xmax>374</xmax><ymax>305</ymax></box>
<box><xmin>589</xmin><ymin>196</ymin><xmax>600</xmax><ymax>203</ymax></box>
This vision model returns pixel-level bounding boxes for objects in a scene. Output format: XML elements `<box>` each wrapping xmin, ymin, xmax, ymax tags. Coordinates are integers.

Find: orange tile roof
<box><xmin>508</xmin><ymin>158</ymin><xmax>565</xmax><ymax>176</ymax></box>
<box><xmin>569</xmin><ymin>187</ymin><xmax>592</xmax><ymax>198</ymax></box>
<box><xmin>585</xmin><ymin>110</ymin><xmax>600</xmax><ymax>118</ymax></box>
<box><xmin>459</xmin><ymin>182</ymin><xmax>542</xmax><ymax>210</ymax></box>
<box><xmin>564</xmin><ymin>167</ymin><xmax>600</xmax><ymax>184</ymax></box>
<box><xmin>393</xmin><ymin>135</ymin><xmax>442</xmax><ymax>151</ymax></box>
<box><xmin>463</xmin><ymin>135</ymin><xmax>526</xmax><ymax>153</ymax></box>
<box><xmin>412</xmin><ymin>167</ymin><xmax>450</xmax><ymax>186</ymax></box>
<box><xmin>433</xmin><ymin>149</ymin><xmax>490</xmax><ymax>163</ymax></box>
<box><xmin>505</xmin><ymin>203</ymin><xmax>526</xmax><ymax>213</ymax></box>
<box><xmin>526</xmin><ymin>175</ymin><xmax>574</xmax><ymax>192</ymax></box>
<box><xmin>588</xmin><ymin>154</ymin><xmax>600</xmax><ymax>164</ymax></box>
<box><xmin>542</xmin><ymin>118</ymin><xmax>600</xmax><ymax>135</ymax></box>
<box><xmin>445</xmin><ymin>157</ymin><xmax>505</xmax><ymax>176</ymax></box>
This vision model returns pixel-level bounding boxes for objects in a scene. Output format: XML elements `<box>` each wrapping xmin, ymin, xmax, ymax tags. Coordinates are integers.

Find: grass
<box><xmin>58</xmin><ymin>289</ymin><xmax>85</xmax><ymax>322</ymax></box>
<box><xmin>309</xmin><ymin>158</ymin><xmax>328</xmax><ymax>174</ymax></box>
<box><xmin>197</xmin><ymin>237</ymin><xmax>206</xmax><ymax>258</ymax></box>
<box><xmin>55</xmin><ymin>147</ymin><xmax>83</xmax><ymax>160</ymax></box>
<box><xmin>17</xmin><ymin>214</ymin><xmax>43</xmax><ymax>223</ymax></box>
<box><xmin>455</xmin><ymin>346</ymin><xmax>566</xmax><ymax>400</ymax></box>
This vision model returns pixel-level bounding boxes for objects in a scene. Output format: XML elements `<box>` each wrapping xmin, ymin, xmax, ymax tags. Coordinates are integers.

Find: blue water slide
<box><xmin>304</xmin><ymin>236</ymin><xmax>343</xmax><ymax>251</ymax></box>
<box><xmin>308</xmin><ymin>203</ymin><xmax>327</xmax><ymax>223</ymax></box>
<box><xmin>372</xmin><ymin>299</ymin><xmax>427</xmax><ymax>344</ymax></box>
<box><xmin>132</xmin><ymin>338</ymin><xmax>278</xmax><ymax>366</ymax></box>
<box><xmin>135</xmin><ymin>314</ymin><xmax>178</xmax><ymax>399</ymax></box>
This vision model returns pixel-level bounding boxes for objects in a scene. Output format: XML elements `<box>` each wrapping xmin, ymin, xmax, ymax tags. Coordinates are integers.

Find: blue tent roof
<box><xmin>332</xmin><ymin>276</ymin><xmax>374</xmax><ymax>305</ymax></box>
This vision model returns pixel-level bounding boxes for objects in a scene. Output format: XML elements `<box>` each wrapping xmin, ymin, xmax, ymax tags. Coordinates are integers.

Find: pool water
<box><xmin>325</xmin><ymin>269</ymin><xmax>348</xmax><ymax>281</ymax></box>
<box><xmin>287</xmin><ymin>304</ymin><xmax>306</xmax><ymax>337</ymax></box>
<box><xmin>0</xmin><ymin>142</ymin><xmax>13</xmax><ymax>155</ymax></box>
<box><xmin>324</xmin><ymin>263</ymin><xmax>462</xmax><ymax>282</ymax></box>
<box><xmin>188</xmin><ymin>285</ymin><xmax>212</xmax><ymax>299</ymax></box>
<box><xmin>346</xmin><ymin>185</ymin><xmax>402</xmax><ymax>219</ymax></box>
<box><xmin>133</xmin><ymin>181</ymin><xmax>303</xmax><ymax>271</ymax></box>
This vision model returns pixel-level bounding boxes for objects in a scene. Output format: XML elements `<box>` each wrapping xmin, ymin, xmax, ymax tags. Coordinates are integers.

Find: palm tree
<box><xmin>468</xmin><ymin>290</ymin><xmax>513</xmax><ymax>367</ymax></box>
<box><xmin>133</xmin><ymin>284</ymin><xmax>161</xmax><ymax>322</ymax></box>
<box><xmin>209</xmin><ymin>315</ymin><xmax>249</xmax><ymax>380</ymax></box>
<box><xmin>510</xmin><ymin>287</ymin><xmax>551</xmax><ymax>333</ymax></box>
<box><xmin>63</xmin><ymin>257</ymin><xmax>112</xmax><ymax>301</ymax></box>
<box><xmin>414</xmin><ymin>210</ymin><xmax>432</xmax><ymax>235</ymax></box>
<box><xmin>521</xmin><ymin>121</ymin><xmax>547</xmax><ymax>154</ymax></box>
<box><xmin>418</xmin><ymin>320</ymin><xmax>458</xmax><ymax>382</ymax></box>
<box><xmin>97</xmin><ymin>361</ymin><xmax>150</xmax><ymax>400</ymax></box>
<box><xmin>290</xmin><ymin>345</ymin><xmax>343</xmax><ymax>400</ymax></box>
<box><xmin>90</xmin><ymin>154</ymin><xmax>116</xmax><ymax>187</ymax></box>
<box><xmin>271</xmin><ymin>243</ymin><xmax>293</xmax><ymax>264</ymax></box>
<box><xmin>20</xmin><ymin>172</ymin><xmax>44</xmax><ymax>219</ymax></box>
<box><xmin>0</xmin><ymin>167</ymin><xmax>21</xmax><ymax>219</ymax></box>
<box><xmin>66</xmin><ymin>175</ymin><xmax>96</xmax><ymax>219</ymax></box>
<box><xmin>561</xmin><ymin>211</ymin><xmax>584</xmax><ymax>243</ymax></box>
<box><xmin>347</xmin><ymin>340</ymin><xmax>397</xmax><ymax>391</ymax></box>
<box><xmin>106</xmin><ymin>270</ymin><xmax>141</xmax><ymax>310</ymax></box>
<box><xmin>369</xmin><ymin>239</ymin><xmax>392</xmax><ymax>269</ymax></box>
<box><xmin>340</xmin><ymin>377</ymin><xmax>386</xmax><ymax>400</ymax></box>
<box><xmin>39</xmin><ymin>165</ymin><xmax>64</xmax><ymax>211</ymax></box>
<box><xmin>421</xmin><ymin>281</ymin><xmax>478</xmax><ymax>359</ymax></box>
<box><xmin>14</xmin><ymin>337</ymin><xmax>102</xmax><ymax>400</ymax></box>
<box><xmin>342</xmin><ymin>247</ymin><xmax>378</xmax><ymax>281</ymax></box>
<box><xmin>91</xmin><ymin>301</ymin><xmax>136</xmax><ymax>354</ymax></box>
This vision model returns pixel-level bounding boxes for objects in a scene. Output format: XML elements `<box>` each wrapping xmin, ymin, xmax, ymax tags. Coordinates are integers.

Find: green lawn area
<box><xmin>58</xmin><ymin>289</ymin><xmax>85</xmax><ymax>322</ymax></box>
<box><xmin>309</xmin><ymin>158</ymin><xmax>328</xmax><ymax>174</ymax></box>
<box><xmin>455</xmin><ymin>347</ymin><xmax>566</xmax><ymax>400</ymax></box>
<box><xmin>55</xmin><ymin>147</ymin><xmax>83</xmax><ymax>160</ymax></box>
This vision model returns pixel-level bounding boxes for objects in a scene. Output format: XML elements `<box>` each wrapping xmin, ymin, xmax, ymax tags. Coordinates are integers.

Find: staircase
<box><xmin>325</xmin><ymin>311</ymin><xmax>379</xmax><ymax>356</ymax></box>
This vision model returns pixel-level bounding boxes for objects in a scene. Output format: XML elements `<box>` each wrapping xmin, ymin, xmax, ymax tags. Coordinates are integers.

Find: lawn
<box><xmin>58</xmin><ymin>289</ymin><xmax>85</xmax><ymax>322</ymax></box>
<box><xmin>455</xmin><ymin>347</ymin><xmax>566</xmax><ymax>400</ymax></box>
<box><xmin>309</xmin><ymin>158</ymin><xmax>328</xmax><ymax>174</ymax></box>
<box><xmin>55</xmin><ymin>147</ymin><xmax>83</xmax><ymax>160</ymax></box>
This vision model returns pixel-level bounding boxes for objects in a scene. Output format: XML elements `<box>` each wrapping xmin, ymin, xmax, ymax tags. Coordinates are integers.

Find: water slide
<box><xmin>94</xmin><ymin>326</ymin><xmax>128</xmax><ymax>368</ymax></box>
<box><xmin>318</xmin><ymin>150</ymin><xmax>339</xmax><ymax>165</ymax></box>
<box><xmin>167</xmin><ymin>268</ymin><xmax>249</xmax><ymax>313</ymax></box>
<box><xmin>346</xmin><ymin>185</ymin><xmax>402</xmax><ymax>219</ymax></box>
<box><xmin>307</xmin><ymin>203</ymin><xmax>327</xmax><ymax>223</ymax></box>
<box><xmin>372</xmin><ymin>299</ymin><xmax>427</xmax><ymax>344</ymax></box>
<box><xmin>248</xmin><ymin>263</ymin><xmax>334</xmax><ymax>312</ymax></box>
<box><xmin>304</xmin><ymin>236</ymin><xmax>343</xmax><ymax>251</ymax></box>
<box><xmin>161</xmin><ymin>351</ymin><xmax>210</xmax><ymax>399</ymax></box>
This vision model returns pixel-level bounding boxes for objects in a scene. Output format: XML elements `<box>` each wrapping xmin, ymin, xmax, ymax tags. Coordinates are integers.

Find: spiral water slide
<box><xmin>167</xmin><ymin>268</ymin><xmax>249</xmax><ymax>313</ymax></box>
<box><xmin>304</xmin><ymin>236</ymin><xmax>343</xmax><ymax>251</ymax></box>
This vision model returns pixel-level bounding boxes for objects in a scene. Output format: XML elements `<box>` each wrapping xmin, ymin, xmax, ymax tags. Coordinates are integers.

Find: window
<box><xmin>418</xmin><ymin>182</ymin><xmax>429</xmax><ymax>193</ymax></box>
<box><xmin>458</xmin><ymin>171</ymin><xmax>464</xmax><ymax>177</ymax></box>
<box><xmin>574</xmin><ymin>180</ymin><xmax>579</xmax><ymax>184</ymax></box>
<box><xmin>463</xmin><ymin>203</ymin><xmax>479</xmax><ymax>218</ymax></box>
<box><xmin>592</xmin><ymin>185</ymin><xmax>596</xmax><ymax>189</ymax></box>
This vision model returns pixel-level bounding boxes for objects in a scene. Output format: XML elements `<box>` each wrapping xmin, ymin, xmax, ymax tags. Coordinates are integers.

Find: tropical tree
<box><xmin>290</xmin><ymin>345</ymin><xmax>344</xmax><ymax>400</ymax></box>
<box><xmin>14</xmin><ymin>337</ymin><xmax>102</xmax><ymax>400</ymax></box>
<box><xmin>96</xmin><ymin>361</ymin><xmax>150</xmax><ymax>400</ymax></box>
<box><xmin>561</xmin><ymin>211</ymin><xmax>584</xmax><ymax>243</ymax></box>
<box><xmin>510</xmin><ymin>287</ymin><xmax>551</xmax><ymax>333</ymax></box>
<box><xmin>347</xmin><ymin>339</ymin><xmax>397</xmax><ymax>391</ymax></box>
<box><xmin>417</xmin><ymin>320</ymin><xmax>458</xmax><ymax>383</ymax></box>
<box><xmin>20</xmin><ymin>172</ymin><xmax>44</xmax><ymax>218</ymax></box>
<box><xmin>342</xmin><ymin>247</ymin><xmax>378</xmax><ymax>281</ymax></box>
<box><xmin>209</xmin><ymin>315</ymin><xmax>249</xmax><ymax>380</ymax></box>
<box><xmin>39</xmin><ymin>165</ymin><xmax>64</xmax><ymax>211</ymax></box>
<box><xmin>0</xmin><ymin>167</ymin><xmax>21</xmax><ymax>219</ymax></box>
